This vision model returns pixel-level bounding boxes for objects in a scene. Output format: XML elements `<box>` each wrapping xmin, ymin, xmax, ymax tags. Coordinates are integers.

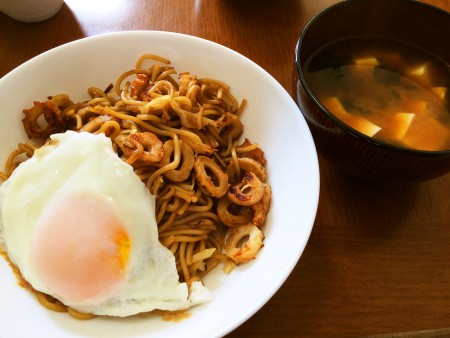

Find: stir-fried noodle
<box><xmin>1</xmin><ymin>54</ymin><xmax>271</xmax><ymax>318</ymax></box>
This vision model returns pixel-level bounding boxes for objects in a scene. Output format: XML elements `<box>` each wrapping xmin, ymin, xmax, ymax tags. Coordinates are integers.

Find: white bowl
<box><xmin>0</xmin><ymin>31</ymin><xmax>319</xmax><ymax>338</ymax></box>
<box><xmin>0</xmin><ymin>0</ymin><xmax>64</xmax><ymax>22</ymax></box>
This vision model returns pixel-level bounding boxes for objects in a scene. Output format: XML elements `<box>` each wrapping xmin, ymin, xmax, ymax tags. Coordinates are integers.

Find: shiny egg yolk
<box><xmin>31</xmin><ymin>193</ymin><xmax>131</xmax><ymax>303</ymax></box>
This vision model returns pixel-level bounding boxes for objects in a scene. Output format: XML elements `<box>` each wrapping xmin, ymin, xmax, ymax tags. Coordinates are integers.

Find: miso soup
<box><xmin>304</xmin><ymin>37</ymin><xmax>450</xmax><ymax>151</ymax></box>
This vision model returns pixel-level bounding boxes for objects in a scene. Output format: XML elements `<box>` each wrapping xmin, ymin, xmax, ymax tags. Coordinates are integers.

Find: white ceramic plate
<box><xmin>0</xmin><ymin>31</ymin><xmax>319</xmax><ymax>338</ymax></box>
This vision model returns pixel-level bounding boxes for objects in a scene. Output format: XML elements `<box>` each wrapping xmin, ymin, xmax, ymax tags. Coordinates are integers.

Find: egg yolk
<box><xmin>31</xmin><ymin>193</ymin><xmax>131</xmax><ymax>302</ymax></box>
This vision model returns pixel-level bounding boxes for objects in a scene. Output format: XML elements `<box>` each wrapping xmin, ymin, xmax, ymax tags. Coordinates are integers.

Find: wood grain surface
<box><xmin>1</xmin><ymin>0</ymin><xmax>449</xmax><ymax>336</ymax></box>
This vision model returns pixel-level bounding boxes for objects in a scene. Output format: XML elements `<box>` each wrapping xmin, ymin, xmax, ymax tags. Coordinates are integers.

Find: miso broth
<box><xmin>304</xmin><ymin>37</ymin><xmax>450</xmax><ymax>151</ymax></box>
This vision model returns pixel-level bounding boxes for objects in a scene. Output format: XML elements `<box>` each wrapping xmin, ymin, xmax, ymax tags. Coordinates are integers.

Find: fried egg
<box><xmin>0</xmin><ymin>131</ymin><xmax>210</xmax><ymax>317</ymax></box>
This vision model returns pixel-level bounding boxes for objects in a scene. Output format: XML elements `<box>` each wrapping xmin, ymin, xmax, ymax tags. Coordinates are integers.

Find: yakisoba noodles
<box><xmin>0</xmin><ymin>54</ymin><xmax>271</xmax><ymax>319</ymax></box>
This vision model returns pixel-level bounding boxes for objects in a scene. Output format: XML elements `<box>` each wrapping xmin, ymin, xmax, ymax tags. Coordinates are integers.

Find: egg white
<box><xmin>0</xmin><ymin>131</ymin><xmax>210</xmax><ymax>317</ymax></box>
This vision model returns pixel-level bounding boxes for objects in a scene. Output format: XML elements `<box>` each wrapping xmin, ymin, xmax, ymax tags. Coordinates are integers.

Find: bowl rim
<box><xmin>295</xmin><ymin>0</ymin><xmax>450</xmax><ymax>158</ymax></box>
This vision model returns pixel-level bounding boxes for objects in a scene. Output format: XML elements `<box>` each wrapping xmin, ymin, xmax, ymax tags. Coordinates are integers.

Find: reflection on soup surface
<box><xmin>304</xmin><ymin>37</ymin><xmax>450</xmax><ymax>151</ymax></box>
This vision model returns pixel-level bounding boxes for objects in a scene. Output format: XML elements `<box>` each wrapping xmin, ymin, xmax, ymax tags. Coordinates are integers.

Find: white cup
<box><xmin>0</xmin><ymin>0</ymin><xmax>64</xmax><ymax>22</ymax></box>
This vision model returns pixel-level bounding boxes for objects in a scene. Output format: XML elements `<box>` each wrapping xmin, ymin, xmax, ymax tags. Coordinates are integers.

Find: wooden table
<box><xmin>1</xmin><ymin>0</ymin><xmax>449</xmax><ymax>336</ymax></box>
